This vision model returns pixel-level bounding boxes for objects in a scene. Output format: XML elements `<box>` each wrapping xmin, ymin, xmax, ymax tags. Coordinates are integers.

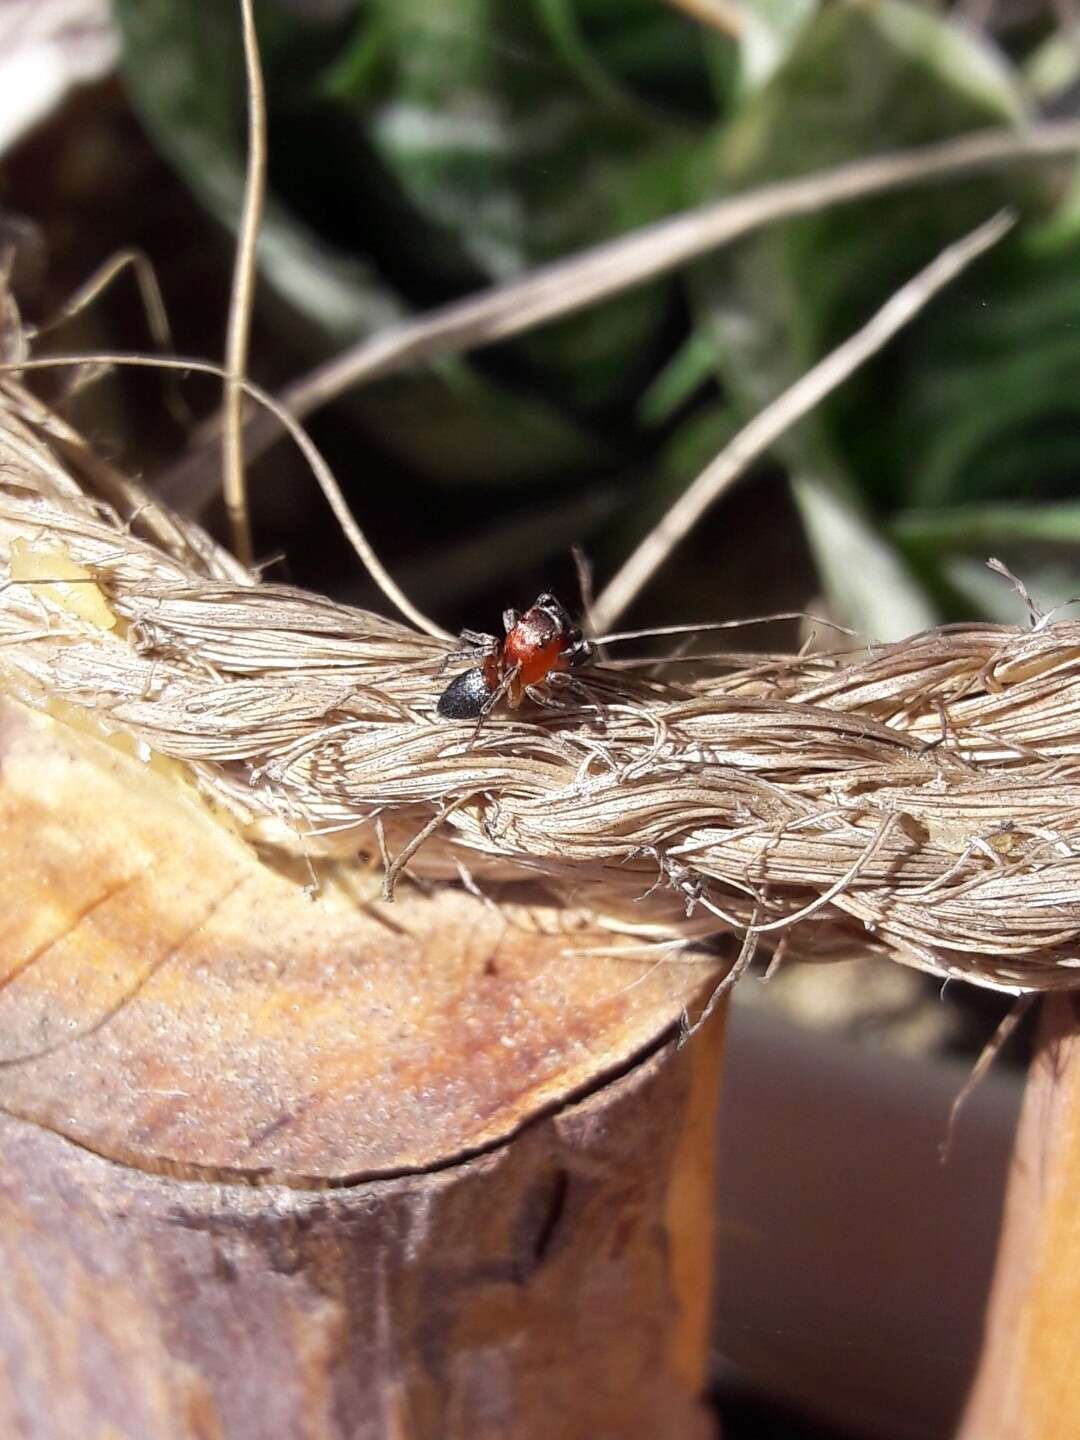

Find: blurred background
<box><xmin>4</xmin><ymin>0</ymin><xmax>1074</xmax><ymax>1434</ymax></box>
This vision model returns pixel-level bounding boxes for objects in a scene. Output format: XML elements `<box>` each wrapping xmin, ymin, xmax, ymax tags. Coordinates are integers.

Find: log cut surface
<box><xmin>0</xmin><ymin>693</ymin><xmax>722</xmax><ymax>1439</ymax></box>
<box><xmin>0</xmin><ymin>693</ymin><xmax>716</xmax><ymax>1181</ymax></box>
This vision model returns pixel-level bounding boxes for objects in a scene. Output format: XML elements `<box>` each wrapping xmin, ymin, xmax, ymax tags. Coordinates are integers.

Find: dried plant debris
<box><xmin>2</xmin><ymin>378</ymin><xmax>1080</xmax><ymax>996</ymax></box>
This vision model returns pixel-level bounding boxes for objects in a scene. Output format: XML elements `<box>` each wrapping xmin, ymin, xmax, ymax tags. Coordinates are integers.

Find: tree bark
<box><xmin>958</xmin><ymin>994</ymin><xmax>1080</xmax><ymax>1440</ymax></box>
<box><xmin>0</xmin><ymin>694</ymin><xmax>723</xmax><ymax>1439</ymax></box>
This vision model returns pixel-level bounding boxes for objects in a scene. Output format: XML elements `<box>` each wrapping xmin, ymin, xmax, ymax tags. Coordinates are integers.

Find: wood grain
<box><xmin>0</xmin><ymin>694</ymin><xmax>723</xmax><ymax>1437</ymax></box>
<box><xmin>959</xmin><ymin>995</ymin><xmax>1080</xmax><ymax>1440</ymax></box>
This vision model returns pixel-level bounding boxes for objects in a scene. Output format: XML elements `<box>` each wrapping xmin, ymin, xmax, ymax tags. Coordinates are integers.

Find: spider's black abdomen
<box><xmin>437</xmin><ymin>666</ymin><xmax>491</xmax><ymax>719</ymax></box>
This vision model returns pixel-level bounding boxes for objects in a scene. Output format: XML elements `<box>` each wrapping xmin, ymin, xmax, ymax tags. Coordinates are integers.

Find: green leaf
<box><xmin>732</xmin><ymin>0</ymin><xmax>820</xmax><ymax>93</ymax></box>
<box><xmin>1021</xmin><ymin>27</ymin><xmax>1080</xmax><ymax>107</ymax></box>
<box><xmin>636</xmin><ymin>330</ymin><xmax>721</xmax><ymax>427</ymax></box>
<box><xmin>894</xmin><ymin>503</ymin><xmax>1080</xmax><ymax>552</ymax></box>
<box><xmin>688</xmin><ymin>0</ymin><xmax>1063</xmax><ymax>627</ymax></box>
<box><xmin>343</xmin><ymin>0</ymin><xmax>718</xmax><ymax>413</ymax></box>
<box><xmin>112</xmin><ymin>0</ymin><xmax>619</xmax><ymax>482</ymax></box>
<box><xmin>112</xmin><ymin>0</ymin><xmax>401</xmax><ymax>342</ymax></box>
<box><xmin>791</xmin><ymin>471</ymin><xmax>938</xmax><ymax>639</ymax></box>
<box><xmin>932</xmin><ymin>554</ymin><xmax>1080</xmax><ymax>625</ymax></box>
<box><xmin>872</xmin><ymin>226</ymin><xmax>1080</xmax><ymax>512</ymax></box>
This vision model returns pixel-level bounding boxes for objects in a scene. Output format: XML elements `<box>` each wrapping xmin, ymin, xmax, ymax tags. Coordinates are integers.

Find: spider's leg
<box><xmin>460</xmin><ymin>628</ymin><xmax>499</xmax><ymax>653</ymax></box>
<box><xmin>439</xmin><ymin>627</ymin><xmax>499</xmax><ymax>677</ymax></box>
<box><xmin>469</xmin><ymin>663</ymin><xmax>520</xmax><ymax>746</ymax></box>
<box><xmin>523</xmin><ymin>683</ymin><xmax>570</xmax><ymax>711</ymax></box>
<box><xmin>437</xmin><ymin>646</ymin><xmax>480</xmax><ymax>677</ymax></box>
<box><xmin>547</xmin><ymin>672</ymin><xmax>606</xmax><ymax>729</ymax></box>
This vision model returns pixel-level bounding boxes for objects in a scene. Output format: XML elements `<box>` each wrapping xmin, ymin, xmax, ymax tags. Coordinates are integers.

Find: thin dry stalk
<box><xmin>155</xmin><ymin>121</ymin><xmax>1080</xmax><ymax>509</ymax></box>
<box><xmin>5</xmin><ymin>350</ymin><xmax>451</xmax><ymax>641</ymax></box>
<box><xmin>220</xmin><ymin>0</ymin><xmax>267</xmax><ymax>568</ymax></box>
<box><xmin>22</xmin><ymin>209</ymin><xmax>1008</xmax><ymax>644</ymax></box>
<box><xmin>590</xmin><ymin>208</ymin><xmax>1015</xmax><ymax>630</ymax></box>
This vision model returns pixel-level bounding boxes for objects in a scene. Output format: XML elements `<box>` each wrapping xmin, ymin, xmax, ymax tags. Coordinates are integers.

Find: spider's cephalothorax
<box><xmin>436</xmin><ymin>592</ymin><xmax>590</xmax><ymax>720</ymax></box>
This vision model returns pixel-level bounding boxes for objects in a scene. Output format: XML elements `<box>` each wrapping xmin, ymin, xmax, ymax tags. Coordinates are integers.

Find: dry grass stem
<box><xmin>4</xmin><ymin>361</ymin><xmax>1080</xmax><ymax>995</ymax></box>
<box><xmin>154</xmin><ymin>121</ymin><xmax>1080</xmax><ymax>509</ymax></box>
<box><xmin>220</xmin><ymin>0</ymin><xmax>267</xmax><ymax>569</ymax></box>
<box><xmin>591</xmin><ymin>210</ymin><xmax>1015</xmax><ymax>629</ymax></box>
<box><xmin>6</xmin><ymin>350</ymin><xmax>451</xmax><ymax>641</ymax></box>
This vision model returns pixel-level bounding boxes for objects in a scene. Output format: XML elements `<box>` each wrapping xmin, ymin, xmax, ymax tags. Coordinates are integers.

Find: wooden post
<box><xmin>0</xmin><ymin>694</ymin><xmax>724</xmax><ymax>1439</ymax></box>
<box><xmin>959</xmin><ymin>994</ymin><xmax>1080</xmax><ymax>1440</ymax></box>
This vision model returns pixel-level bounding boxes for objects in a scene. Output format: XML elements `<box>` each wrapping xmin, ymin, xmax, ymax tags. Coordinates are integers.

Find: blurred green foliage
<box><xmin>113</xmin><ymin>0</ymin><xmax>1080</xmax><ymax>633</ymax></box>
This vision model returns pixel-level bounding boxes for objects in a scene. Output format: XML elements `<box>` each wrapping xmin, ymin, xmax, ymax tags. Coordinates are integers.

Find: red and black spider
<box><xmin>437</xmin><ymin>592</ymin><xmax>591</xmax><ymax>721</ymax></box>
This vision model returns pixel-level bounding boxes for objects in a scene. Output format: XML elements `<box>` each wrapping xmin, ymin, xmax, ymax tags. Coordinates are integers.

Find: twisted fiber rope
<box><xmin>2</xmin><ymin>382</ymin><xmax>1078</xmax><ymax>993</ymax></box>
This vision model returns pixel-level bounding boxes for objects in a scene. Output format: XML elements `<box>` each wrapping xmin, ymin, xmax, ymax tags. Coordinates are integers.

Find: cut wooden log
<box><xmin>958</xmin><ymin>994</ymin><xmax>1080</xmax><ymax>1440</ymax></box>
<box><xmin>0</xmin><ymin>693</ymin><xmax>724</xmax><ymax>1438</ymax></box>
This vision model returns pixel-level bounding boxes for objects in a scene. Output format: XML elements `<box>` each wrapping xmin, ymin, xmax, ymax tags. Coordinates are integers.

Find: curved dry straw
<box><xmin>2</xmin><ymin>377</ymin><xmax>1080</xmax><ymax>996</ymax></box>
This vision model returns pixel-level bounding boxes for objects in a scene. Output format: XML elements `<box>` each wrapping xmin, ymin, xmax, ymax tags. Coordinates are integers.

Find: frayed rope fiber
<box><xmin>2</xmin><ymin>378</ymin><xmax>1080</xmax><ymax>995</ymax></box>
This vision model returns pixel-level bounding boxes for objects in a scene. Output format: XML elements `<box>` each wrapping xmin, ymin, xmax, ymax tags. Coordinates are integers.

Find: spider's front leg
<box><xmin>461</xmin><ymin>627</ymin><xmax>500</xmax><ymax>654</ymax></box>
<box><xmin>437</xmin><ymin>627</ymin><xmax>500</xmax><ymax>677</ymax></box>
